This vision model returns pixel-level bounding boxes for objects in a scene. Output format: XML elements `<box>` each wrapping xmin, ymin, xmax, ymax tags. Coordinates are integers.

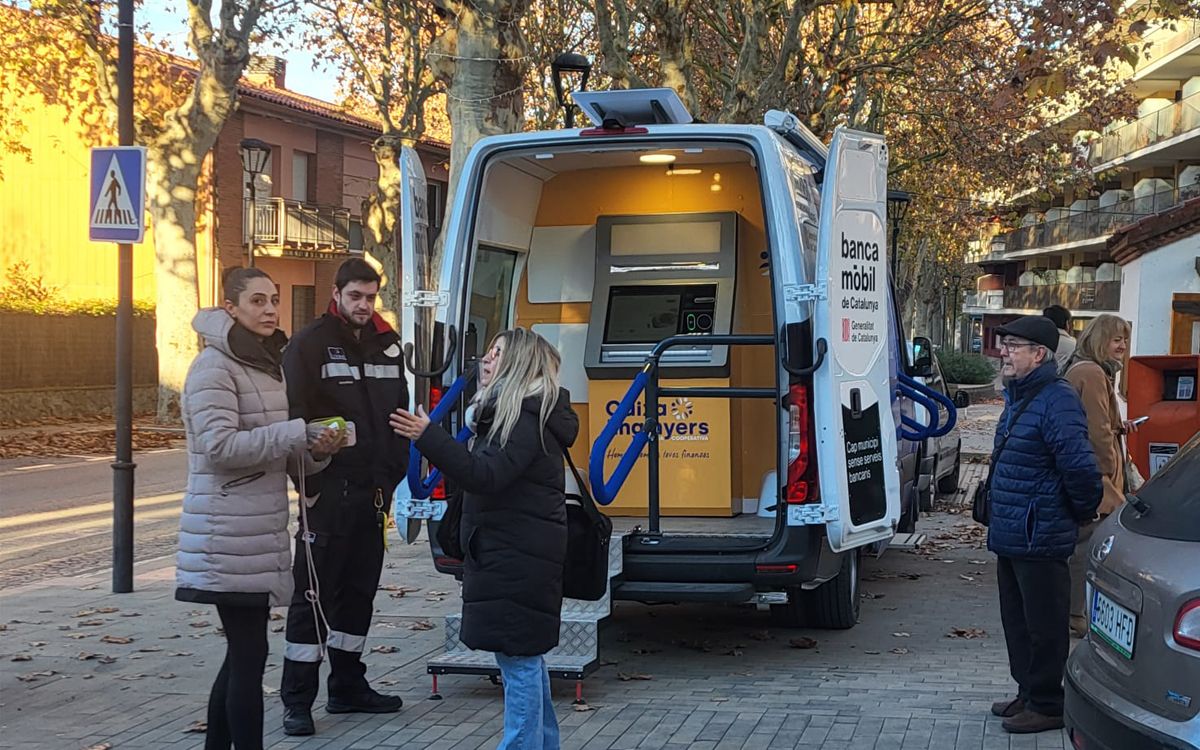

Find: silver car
<box><xmin>1065</xmin><ymin>432</ymin><xmax>1200</xmax><ymax>750</ymax></box>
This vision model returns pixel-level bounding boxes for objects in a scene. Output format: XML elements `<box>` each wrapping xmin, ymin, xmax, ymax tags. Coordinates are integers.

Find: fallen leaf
<box><xmin>890</xmin><ymin>647</ymin><xmax>910</xmax><ymax>655</ymax></box>
<box><xmin>11</xmin><ymin>654</ymin><xmax>32</xmax><ymax>662</ymax></box>
<box><xmin>787</xmin><ymin>637</ymin><xmax>818</xmax><ymax>650</ymax></box>
<box><xmin>968</xmin><ymin>559</ymin><xmax>988</xmax><ymax>565</ymax></box>
<box><xmin>269</xmin><ymin>612</ymin><xmax>285</xmax><ymax>621</ymax></box>
<box><xmin>183</xmin><ymin>721</ymin><xmax>208</xmax><ymax>733</ymax></box>
<box><xmin>137</xmin><ymin>647</ymin><xmax>162</xmax><ymax>653</ymax></box>
<box><xmin>864</xmin><ymin>649</ymin><xmax>881</xmax><ymax>655</ymax></box>
<box><xmin>630</xmin><ymin>647</ymin><xmax>659</xmax><ymax>655</ymax></box>
<box><xmin>725</xmin><ymin>648</ymin><xmax>744</xmax><ymax>656</ymax></box>
<box><xmin>100</xmin><ymin>635</ymin><xmax>134</xmax><ymax>645</ymax></box>
<box><xmin>159</xmin><ymin>634</ymin><xmax>181</xmax><ymax>640</ymax></box>
<box><xmin>378</xmin><ymin>679</ymin><xmax>400</xmax><ymax>686</ymax></box>
<box><xmin>428</xmin><ymin>591</ymin><xmax>449</xmax><ymax>596</ymax></box>
<box><xmin>28</xmin><ymin>641</ymin><xmax>47</xmax><ymax>647</ymax></box>
<box><xmin>84</xmin><ymin>743</ymin><xmax>113</xmax><ymax>750</ymax></box>
<box><xmin>958</xmin><ymin>574</ymin><xmax>975</xmax><ymax>582</ymax></box>
<box><xmin>0</xmin><ymin>623</ymin><xmax>6</xmax><ymax>631</ymax></box>
<box><xmin>95</xmin><ymin>607</ymin><xmax>119</xmax><ymax>614</ymax></box>
<box><xmin>860</xmin><ymin>592</ymin><xmax>885</xmax><ymax>600</ymax></box>
<box><xmin>262</xmin><ymin>683</ymin><xmax>278</xmax><ymax>695</ymax></box>
<box><xmin>573</xmin><ymin>702</ymin><xmax>597</xmax><ymax>712</ymax></box>
<box><xmin>617</xmin><ymin>672</ymin><xmax>653</xmax><ymax>681</ymax></box>
<box><xmin>189</xmin><ymin>621</ymin><xmax>210</xmax><ymax>628</ymax></box>
<box><xmin>748</xmin><ymin>630</ymin><xmax>774</xmax><ymax>641</ymax></box>
<box><xmin>67</xmin><ymin>633</ymin><xmax>91</xmax><ymax>640</ymax></box>
<box><xmin>408</xmin><ymin>621</ymin><xmax>435</xmax><ymax>631</ymax></box>
<box><xmin>119</xmin><ymin>612</ymin><xmax>142</xmax><ymax>618</ymax></box>
<box><xmin>159</xmin><ymin>672</ymin><xmax>177</xmax><ymax>679</ymax></box>
<box><xmin>116</xmin><ymin>674</ymin><xmax>147</xmax><ymax>681</ymax></box>
<box><xmin>370</xmin><ymin>645</ymin><xmax>398</xmax><ymax>654</ymax></box>
<box><xmin>77</xmin><ymin>652</ymin><xmax>117</xmax><ymax>664</ymax></box>
<box><xmin>271</xmin><ymin>625</ymin><xmax>284</xmax><ymax>633</ymax></box>
<box><xmin>892</xmin><ymin>632</ymin><xmax>911</xmax><ymax>638</ymax></box>
<box><xmin>78</xmin><ymin>620</ymin><xmax>105</xmax><ymax>627</ymax></box>
<box><xmin>73</xmin><ymin>609</ymin><xmax>98</xmax><ymax>618</ymax></box>
<box><xmin>947</xmin><ymin>627</ymin><xmax>987</xmax><ymax>639</ymax></box>
<box><xmin>78</xmin><ymin>584</ymin><xmax>100</xmax><ymax>591</ymax></box>
<box><xmin>167</xmin><ymin>651</ymin><xmax>193</xmax><ymax>657</ymax></box>
<box><xmin>17</xmin><ymin>670</ymin><xmax>56</xmax><ymax>682</ymax></box>
<box><xmin>599</xmin><ymin>659</ymin><xmax>619</xmax><ymax>667</ymax></box>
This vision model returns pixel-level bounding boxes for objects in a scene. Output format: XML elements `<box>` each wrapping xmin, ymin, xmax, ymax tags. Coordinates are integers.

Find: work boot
<box><xmin>282</xmin><ymin>706</ymin><xmax>315</xmax><ymax>736</ymax></box>
<box><xmin>326</xmin><ymin>688</ymin><xmax>403</xmax><ymax>714</ymax></box>
<box><xmin>990</xmin><ymin>697</ymin><xmax>1025</xmax><ymax>718</ymax></box>
<box><xmin>1002</xmin><ymin>710</ymin><xmax>1064</xmax><ymax>734</ymax></box>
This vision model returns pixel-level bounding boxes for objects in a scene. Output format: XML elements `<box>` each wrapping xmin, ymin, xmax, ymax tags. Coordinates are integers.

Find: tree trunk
<box><xmin>362</xmin><ymin>134</ymin><xmax>405</xmax><ymax>328</ymax></box>
<box><xmin>145</xmin><ymin>150</ymin><xmax>202</xmax><ymax>421</ymax></box>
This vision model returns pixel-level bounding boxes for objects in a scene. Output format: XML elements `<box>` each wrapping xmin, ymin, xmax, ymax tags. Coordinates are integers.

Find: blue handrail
<box><xmin>896</xmin><ymin>372</ymin><xmax>958</xmax><ymax>441</ymax></box>
<box><xmin>406</xmin><ymin>371</ymin><xmax>475</xmax><ymax>499</ymax></box>
<box><xmin>589</xmin><ymin>368</ymin><xmax>652</xmax><ymax>506</ymax></box>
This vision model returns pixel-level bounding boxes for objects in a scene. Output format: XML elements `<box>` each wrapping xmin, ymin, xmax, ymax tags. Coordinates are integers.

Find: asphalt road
<box><xmin>0</xmin><ymin>449</ymin><xmax>188</xmax><ymax>588</ymax></box>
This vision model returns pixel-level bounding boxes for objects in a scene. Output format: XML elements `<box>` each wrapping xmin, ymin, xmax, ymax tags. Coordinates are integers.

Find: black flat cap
<box><xmin>996</xmin><ymin>315</ymin><xmax>1059</xmax><ymax>352</ymax></box>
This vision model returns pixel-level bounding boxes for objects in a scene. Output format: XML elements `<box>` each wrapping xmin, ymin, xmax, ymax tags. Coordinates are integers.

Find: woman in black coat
<box><xmin>391</xmin><ymin>328</ymin><xmax>578</xmax><ymax>750</ymax></box>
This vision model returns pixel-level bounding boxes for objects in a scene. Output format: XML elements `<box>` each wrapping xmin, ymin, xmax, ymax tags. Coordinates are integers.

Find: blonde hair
<box><xmin>1075</xmin><ymin>314</ymin><xmax>1130</xmax><ymax>367</ymax></box>
<box><xmin>478</xmin><ymin>328</ymin><xmax>561</xmax><ymax>449</ymax></box>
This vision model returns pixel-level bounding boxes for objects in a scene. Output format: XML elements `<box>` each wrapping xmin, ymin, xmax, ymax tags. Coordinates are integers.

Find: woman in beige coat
<box><xmin>1063</xmin><ymin>314</ymin><xmax>1132</xmax><ymax>637</ymax></box>
<box><xmin>176</xmin><ymin>268</ymin><xmax>343</xmax><ymax>750</ymax></box>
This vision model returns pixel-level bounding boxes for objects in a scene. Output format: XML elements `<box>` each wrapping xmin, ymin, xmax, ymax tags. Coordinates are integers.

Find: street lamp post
<box><xmin>887</xmin><ymin>189</ymin><xmax>912</xmax><ymax>282</ymax></box>
<box><xmin>550</xmin><ymin>52</ymin><xmax>592</xmax><ymax>129</ymax></box>
<box><xmin>239</xmin><ymin>138</ymin><xmax>271</xmax><ymax>268</ymax></box>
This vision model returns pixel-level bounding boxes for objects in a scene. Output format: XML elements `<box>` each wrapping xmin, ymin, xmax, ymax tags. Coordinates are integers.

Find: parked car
<box><xmin>910</xmin><ymin>341</ymin><xmax>965</xmax><ymax>512</ymax></box>
<box><xmin>1064</xmin><ymin>432</ymin><xmax>1200</xmax><ymax>750</ymax></box>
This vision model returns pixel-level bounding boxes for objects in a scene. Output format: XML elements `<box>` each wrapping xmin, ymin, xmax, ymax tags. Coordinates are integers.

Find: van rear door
<box><xmin>812</xmin><ymin>128</ymin><xmax>900</xmax><ymax>552</ymax></box>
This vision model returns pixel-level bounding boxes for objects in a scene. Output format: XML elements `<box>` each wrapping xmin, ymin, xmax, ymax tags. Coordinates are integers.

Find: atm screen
<box><xmin>603</xmin><ymin>285</ymin><xmax>717</xmax><ymax>344</ymax></box>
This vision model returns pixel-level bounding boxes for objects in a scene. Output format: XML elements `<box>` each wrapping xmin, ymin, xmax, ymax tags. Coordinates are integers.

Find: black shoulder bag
<box><xmin>562</xmin><ymin>450</ymin><xmax>613</xmax><ymax>601</ymax></box>
<box><xmin>973</xmin><ymin>382</ymin><xmax>1049</xmax><ymax>526</ymax></box>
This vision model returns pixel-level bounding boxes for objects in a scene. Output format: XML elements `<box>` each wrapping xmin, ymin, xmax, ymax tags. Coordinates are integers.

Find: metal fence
<box><xmin>1000</xmin><ymin>182</ymin><xmax>1200</xmax><ymax>254</ymax></box>
<box><xmin>245</xmin><ymin>198</ymin><xmax>352</xmax><ymax>252</ymax></box>
<box><xmin>1086</xmin><ymin>90</ymin><xmax>1200</xmax><ymax>167</ymax></box>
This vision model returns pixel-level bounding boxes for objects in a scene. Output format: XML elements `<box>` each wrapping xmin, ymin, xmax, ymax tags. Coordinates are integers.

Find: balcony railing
<box><xmin>1135</xmin><ymin>18</ymin><xmax>1200</xmax><ymax>74</ymax></box>
<box><xmin>999</xmin><ymin>183</ymin><xmax>1200</xmax><ymax>254</ymax></box>
<box><xmin>965</xmin><ymin>282</ymin><xmax>1121</xmax><ymax>313</ymax></box>
<box><xmin>245</xmin><ymin>198</ymin><xmax>352</xmax><ymax>253</ymax></box>
<box><xmin>1086</xmin><ymin>90</ymin><xmax>1200</xmax><ymax>167</ymax></box>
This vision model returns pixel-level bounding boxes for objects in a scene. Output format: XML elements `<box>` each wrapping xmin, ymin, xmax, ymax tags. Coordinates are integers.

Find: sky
<box><xmin>138</xmin><ymin>2</ymin><xmax>340</xmax><ymax>102</ymax></box>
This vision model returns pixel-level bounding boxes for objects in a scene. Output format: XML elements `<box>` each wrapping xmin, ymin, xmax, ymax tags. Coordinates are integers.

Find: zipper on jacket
<box><xmin>220</xmin><ymin>471</ymin><xmax>266</xmax><ymax>495</ymax></box>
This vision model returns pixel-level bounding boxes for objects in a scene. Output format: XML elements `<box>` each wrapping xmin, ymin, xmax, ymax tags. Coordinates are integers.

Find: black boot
<box><xmin>326</xmin><ymin>688</ymin><xmax>404</xmax><ymax>714</ymax></box>
<box><xmin>282</xmin><ymin>705</ymin><xmax>315</xmax><ymax>736</ymax></box>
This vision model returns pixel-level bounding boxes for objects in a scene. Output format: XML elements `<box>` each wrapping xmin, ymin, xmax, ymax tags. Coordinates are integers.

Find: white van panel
<box><xmin>528</xmin><ymin>225</ymin><xmax>595</xmax><ymax>303</ymax></box>
<box><xmin>531</xmin><ymin>322</ymin><xmax>590</xmax><ymax>402</ymax></box>
<box><xmin>812</xmin><ymin>128</ymin><xmax>900</xmax><ymax>553</ymax></box>
<box><xmin>475</xmin><ymin>163</ymin><xmax>543</xmax><ymax>251</ymax></box>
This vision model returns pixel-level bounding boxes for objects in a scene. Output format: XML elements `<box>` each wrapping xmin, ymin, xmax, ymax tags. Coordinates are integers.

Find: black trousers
<box><xmin>207</xmin><ymin>604</ymin><xmax>269</xmax><ymax>750</ymax></box>
<box><xmin>281</xmin><ymin>479</ymin><xmax>386</xmax><ymax>709</ymax></box>
<box><xmin>996</xmin><ymin>555</ymin><xmax>1070</xmax><ymax>716</ymax></box>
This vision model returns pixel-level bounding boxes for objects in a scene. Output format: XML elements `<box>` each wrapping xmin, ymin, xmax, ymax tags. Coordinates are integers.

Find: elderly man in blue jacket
<box><xmin>986</xmin><ymin>315</ymin><xmax>1102</xmax><ymax>734</ymax></box>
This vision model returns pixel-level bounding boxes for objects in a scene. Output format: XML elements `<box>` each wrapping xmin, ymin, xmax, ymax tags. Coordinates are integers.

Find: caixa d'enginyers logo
<box><xmin>606</xmin><ymin>397</ymin><xmax>709</xmax><ymax>441</ymax></box>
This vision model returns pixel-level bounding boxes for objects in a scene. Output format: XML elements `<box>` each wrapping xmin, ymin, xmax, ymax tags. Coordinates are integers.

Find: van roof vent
<box><xmin>572</xmin><ymin>88</ymin><xmax>694</xmax><ymax>129</ymax></box>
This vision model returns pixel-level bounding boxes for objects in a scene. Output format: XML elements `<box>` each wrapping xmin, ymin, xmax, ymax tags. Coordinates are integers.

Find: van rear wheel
<box><xmin>805</xmin><ymin>550</ymin><xmax>860</xmax><ymax>629</ymax></box>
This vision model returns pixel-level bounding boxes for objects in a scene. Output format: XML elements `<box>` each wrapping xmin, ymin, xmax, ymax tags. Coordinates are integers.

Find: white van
<box><xmin>393</xmin><ymin>89</ymin><xmax>956</xmax><ymax>685</ymax></box>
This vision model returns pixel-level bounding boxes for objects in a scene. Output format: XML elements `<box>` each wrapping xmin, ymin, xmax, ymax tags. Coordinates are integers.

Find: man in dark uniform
<box><xmin>280</xmin><ymin>258</ymin><xmax>409</xmax><ymax>736</ymax></box>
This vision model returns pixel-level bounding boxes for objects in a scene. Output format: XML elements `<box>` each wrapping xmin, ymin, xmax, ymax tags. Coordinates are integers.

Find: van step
<box><xmin>613</xmin><ymin>581</ymin><xmax>756</xmax><ymax>603</ymax></box>
<box><xmin>427</xmin><ymin>651</ymin><xmax>596</xmax><ymax>681</ymax></box>
<box><xmin>623</xmin><ymin>533</ymin><xmax>769</xmax><ymax>554</ymax></box>
<box><xmin>443</xmin><ymin>613</ymin><xmax>601</xmax><ymax>659</ymax></box>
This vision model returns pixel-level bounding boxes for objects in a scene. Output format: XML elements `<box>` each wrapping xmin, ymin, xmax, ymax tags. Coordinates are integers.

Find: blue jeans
<box><xmin>494</xmin><ymin>653</ymin><xmax>559</xmax><ymax>750</ymax></box>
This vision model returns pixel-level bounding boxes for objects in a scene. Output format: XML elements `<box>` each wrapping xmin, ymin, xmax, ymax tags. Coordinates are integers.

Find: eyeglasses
<box><xmin>999</xmin><ymin>340</ymin><xmax>1037</xmax><ymax>352</ymax></box>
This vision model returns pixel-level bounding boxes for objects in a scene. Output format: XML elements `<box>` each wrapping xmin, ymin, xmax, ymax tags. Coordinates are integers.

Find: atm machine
<box><xmin>583</xmin><ymin>212</ymin><xmax>742</xmax><ymax>516</ymax></box>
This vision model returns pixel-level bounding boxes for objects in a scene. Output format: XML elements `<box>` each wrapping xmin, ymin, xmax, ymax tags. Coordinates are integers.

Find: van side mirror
<box><xmin>911</xmin><ymin>336</ymin><xmax>934</xmax><ymax>378</ymax></box>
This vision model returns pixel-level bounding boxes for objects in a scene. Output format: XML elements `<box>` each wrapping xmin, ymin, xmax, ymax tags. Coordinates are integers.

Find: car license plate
<box><xmin>1090</xmin><ymin>587</ymin><xmax>1137</xmax><ymax>659</ymax></box>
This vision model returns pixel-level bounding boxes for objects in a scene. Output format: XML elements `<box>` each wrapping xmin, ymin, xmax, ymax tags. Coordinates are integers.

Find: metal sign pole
<box><xmin>112</xmin><ymin>0</ymin><xmax>136</xmax><ymax>593</ymax></box>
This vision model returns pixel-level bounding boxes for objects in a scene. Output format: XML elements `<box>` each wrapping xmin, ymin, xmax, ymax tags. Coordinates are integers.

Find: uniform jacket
<box><xmin>415</xmin><ymin>389</ymin><xmax>579</xmax><ymax>657</ymax></box>
<box><xmin>283</xmin><ymin>304</ymin><xmax>409</xmax><ymax>501</ymax></box>
<box><xmin>176</xmin><ymin>309</ymin><xmax>324</xmax><ymax>607</ymax></box>
<box><xmin>1064</xmin><ymin>359</ymin><xmax>1127</xmax><ymax>516</ymax></box>
<box><xmin>987</xmin><ymin>360</ymin><xmax>1103</xmax><ymax>559</ymax></box>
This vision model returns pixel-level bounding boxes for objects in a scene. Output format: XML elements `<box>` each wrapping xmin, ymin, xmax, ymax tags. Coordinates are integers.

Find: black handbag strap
<box><xmin>562</xmin><ymin>448</ymin><xmax>597</xmax><ymax>510</ymax></box>
<box><xmin>984</xmin><ymin>381</ymin><xmax>1051</xmax><ymax>491</ymax></box>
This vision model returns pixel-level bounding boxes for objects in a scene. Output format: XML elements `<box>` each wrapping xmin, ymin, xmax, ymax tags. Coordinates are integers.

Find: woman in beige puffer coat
<box><xmin>177</xmin><ymin>268</ymin><xmax>343</xmax><ymax>750</ymax></box>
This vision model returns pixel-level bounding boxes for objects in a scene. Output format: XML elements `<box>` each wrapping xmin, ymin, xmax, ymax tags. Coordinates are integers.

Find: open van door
<box><xmin>397</xmin><ymin>145</ymin><xmax>448</xmax><ymax>404</ymax></box>
<box><xmin>811</xmin><ymin>128</ymin><xmax>900</xmax><ymax>552</ymax></box>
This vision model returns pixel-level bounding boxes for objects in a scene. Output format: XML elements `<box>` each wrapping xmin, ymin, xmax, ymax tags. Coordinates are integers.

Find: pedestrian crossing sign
<box><xmin>89</xmin><ymin>146</ymin><xmax>146</xmax><ymax>243</ymax></box>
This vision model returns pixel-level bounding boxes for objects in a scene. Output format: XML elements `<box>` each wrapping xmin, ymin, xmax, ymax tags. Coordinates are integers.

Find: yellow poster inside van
<box><xmin>589</xmin><ymin>379</ymin><xmax>734</xmax><ymax>516</ymax></box>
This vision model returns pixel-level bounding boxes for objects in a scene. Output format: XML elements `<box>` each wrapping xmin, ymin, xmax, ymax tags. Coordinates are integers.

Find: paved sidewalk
<box><xmin>1</xmin><ymin>494</ymin><xmax>1067</xmax><ymax>750</ymax></box>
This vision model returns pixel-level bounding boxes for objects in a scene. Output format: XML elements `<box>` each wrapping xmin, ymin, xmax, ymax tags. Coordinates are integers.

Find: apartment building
<box><xmin>963</xmin><ymin>17</ymin><xmax>1200</xmax><ymax>357</ymax></box>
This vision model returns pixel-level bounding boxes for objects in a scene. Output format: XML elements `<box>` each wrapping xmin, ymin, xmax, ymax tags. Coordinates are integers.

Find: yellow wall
<box><xmin>513</xmin><ymin>163</ymin><xmax>776</xmax><ymax>506</ymax></box>
<box><xmin>0</xmin><ymin>91</ymin><xmax>156</xmax><ymax>303</ymax></box>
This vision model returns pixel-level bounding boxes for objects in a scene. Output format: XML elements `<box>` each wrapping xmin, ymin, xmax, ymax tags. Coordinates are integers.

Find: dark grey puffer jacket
<box><xmin>176</xmin><ymin>309</ymin><xmax>324</xmax><ymax>606</ymax></box>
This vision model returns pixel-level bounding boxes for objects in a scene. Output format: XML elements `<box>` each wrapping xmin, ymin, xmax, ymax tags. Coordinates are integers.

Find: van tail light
<box><xmin>427</xmin><ymin>383</ymin><xmax>447</xmax><ymax>499</ymax></box>
<box><xmin>786</xmin><ymin>381</ymin><xmax>819</xmax><ymax>503</ymax></box>
<box><xmin>1174</xmin><ymin>599</ymin><xmax>1200</xmax><ymax>651</ymax></box>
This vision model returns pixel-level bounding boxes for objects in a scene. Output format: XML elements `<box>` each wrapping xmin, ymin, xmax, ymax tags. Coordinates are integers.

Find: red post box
<box><xmin>1126</xmin><ymin>354</ymin><xmax>1200</xmax><ymax>480</ymax></box>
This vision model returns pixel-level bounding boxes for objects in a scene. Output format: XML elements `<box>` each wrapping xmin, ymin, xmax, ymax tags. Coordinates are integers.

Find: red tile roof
<box><xmin>1108</xmin><ymin>195</ymin><xmax>1200</xmax><ymax>266</ymax></box>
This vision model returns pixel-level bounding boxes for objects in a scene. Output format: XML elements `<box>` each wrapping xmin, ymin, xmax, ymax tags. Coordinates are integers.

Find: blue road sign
<box><xmin>89</xmin><ymin>146</ymin><xmax>147</xmax><ymax>243</ymax></box>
